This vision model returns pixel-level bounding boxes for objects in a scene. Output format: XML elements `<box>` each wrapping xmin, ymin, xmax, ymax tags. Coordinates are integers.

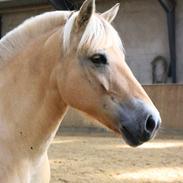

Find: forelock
<box><xmin>63</xmin><ymin>12</ymin><xmax>124</xmax><ymax>55</ymax></box>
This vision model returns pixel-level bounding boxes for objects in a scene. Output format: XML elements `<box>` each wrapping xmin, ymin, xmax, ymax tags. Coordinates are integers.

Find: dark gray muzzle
<box><xmin>118</xmin><ymin>98</ymin><xmax>161</xmax><ymax>147</ymax></box>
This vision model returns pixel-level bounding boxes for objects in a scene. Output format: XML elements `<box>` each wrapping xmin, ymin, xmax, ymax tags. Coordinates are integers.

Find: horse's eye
<box><xmin>90</xmin><ymin>54</ymin><xmax>107</xmax><ymax>65</ymax></box>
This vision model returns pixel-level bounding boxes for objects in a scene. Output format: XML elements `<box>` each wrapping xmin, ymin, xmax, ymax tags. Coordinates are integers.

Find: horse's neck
<box><xmin>0</xmin><ymin>11</ymin><xmax>70</xmax><ymax>65</ymax></box>
<box><xmin>0</xmin><ymin>28</ymin><xmax>67</xmax><ymax>159</ymax></box>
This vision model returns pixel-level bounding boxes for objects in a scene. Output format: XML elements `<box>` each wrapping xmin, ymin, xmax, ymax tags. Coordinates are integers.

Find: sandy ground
<box><xmin>48</xmin><ymin>132</ymin><xmax>183</xmax><ymax>183</ymax></box>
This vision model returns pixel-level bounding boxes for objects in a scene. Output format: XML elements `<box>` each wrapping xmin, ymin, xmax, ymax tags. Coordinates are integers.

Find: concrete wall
<box><xmin>98</xmin><ymin>0</ymin><xmax>169</xmax><ymax>84</ymax></box>
<box><xmin>2</xmin><ymin>0</ymin><xmax>182</xmax><ymax>84</ymax></box>
<box><xmin>176</xmin><ymin>1</ymin><xmax>183</xmax><ymax>83</ymax></box>
<box><xmin>1</xmin><ymin>1</ymin><xmax>183</xmax><ymax>131</ymax></box>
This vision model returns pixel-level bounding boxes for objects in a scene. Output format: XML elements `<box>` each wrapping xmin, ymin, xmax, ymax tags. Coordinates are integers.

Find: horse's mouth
<box><xmin>120</xmin><ymin>126</ymin><xmax>143</xmax><ymax>147</ymax></box>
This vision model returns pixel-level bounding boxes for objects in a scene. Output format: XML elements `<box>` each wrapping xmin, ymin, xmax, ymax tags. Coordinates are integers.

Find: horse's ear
<box><xmin>101</xmin><ymin>3</ymin><xmax>120</xmax><ymax>23</ymax></box>
<box><xmin>75</xmin><ymin>0</ymin><xmax>95</xmax><ymax>30</ymax></box>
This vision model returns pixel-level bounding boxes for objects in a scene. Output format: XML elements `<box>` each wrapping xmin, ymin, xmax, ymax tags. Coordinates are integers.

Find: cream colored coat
<box><xmin>0</xmin><ymin>0</ymin><xmax>160</xmax><ymax>182</ymax></box>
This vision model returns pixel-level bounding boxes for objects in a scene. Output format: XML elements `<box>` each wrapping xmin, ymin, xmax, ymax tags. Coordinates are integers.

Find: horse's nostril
<box><xmin>145</xmin><ymin>115</ymin><xmax>156</xmax><ymax>133</ymax></box>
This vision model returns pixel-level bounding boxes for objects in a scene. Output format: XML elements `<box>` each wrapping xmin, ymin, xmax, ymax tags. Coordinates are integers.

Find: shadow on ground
<box><xmin>48</xmin><ymin>129</ymin><xmax>183</xmax><ymax>183</ymax></box>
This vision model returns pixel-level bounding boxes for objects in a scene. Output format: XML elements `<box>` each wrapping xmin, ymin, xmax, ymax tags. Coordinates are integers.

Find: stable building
<box><xmin>0</xmin><ymin>0</ymin><xmax>183</xmax><ymax>131</ymax></box>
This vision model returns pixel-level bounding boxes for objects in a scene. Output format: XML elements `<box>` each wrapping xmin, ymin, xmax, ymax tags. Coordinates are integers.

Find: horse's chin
<box><xmin>106</xmin><ymin>124</ymin><xmax>143</xmax><ymax>147</ymax></box>
<box><xmin>120</xmin><ymin>127</ymin><xmax>143</xmax><ymax>147</ymax></box>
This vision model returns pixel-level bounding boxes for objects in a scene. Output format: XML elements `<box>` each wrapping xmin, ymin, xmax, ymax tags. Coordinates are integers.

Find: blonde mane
<box><xmin>0</xmin><ymin>10</ymin><xmax>123</xmax><ymax>65</ymax></box>
<box><xmin>63</xmin><ymin>12</ymin><xmax>124</xmax><ymax>55</ymax></box>
<box><xmin>0</xmin><ymin>11</ymin><xmax>71</xmax><ymax>63</ymax></box>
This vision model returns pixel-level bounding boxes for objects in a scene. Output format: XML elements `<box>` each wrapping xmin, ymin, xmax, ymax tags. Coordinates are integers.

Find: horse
<box><xmin>0</xmin><ymin>0</ymin><xmax>161</xmax><ymax>182</ymax></box>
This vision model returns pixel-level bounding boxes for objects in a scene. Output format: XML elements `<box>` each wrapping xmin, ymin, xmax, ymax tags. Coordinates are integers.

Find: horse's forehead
<box><xmin>63</xmin><ymin>11</ymin><xmax>123</xmax><ymax>55</ymax></box>
<box><xmin>81</xmin><ymin>29</ymin><xmax>124</xmax><ymax>53</ymax></box>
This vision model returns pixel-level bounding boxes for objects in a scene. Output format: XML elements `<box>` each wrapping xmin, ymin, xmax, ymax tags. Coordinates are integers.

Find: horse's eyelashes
<box><xmin>90</xmin><ymin>54</ymin><xmax>107</xmax><ymax>65</ymax></box>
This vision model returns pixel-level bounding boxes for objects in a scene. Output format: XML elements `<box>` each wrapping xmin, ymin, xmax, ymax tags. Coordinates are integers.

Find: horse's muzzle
<box><xmin>118</xmin><ymin>99</ymin><xmax>161</xmax><ymax>147</ymax></box>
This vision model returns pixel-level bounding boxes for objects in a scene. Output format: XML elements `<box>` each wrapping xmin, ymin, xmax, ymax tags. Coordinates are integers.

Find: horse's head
<box><xmin>58</xmin><ymin>0</ymin><xmax>161</xmax><ymax>147</ymax></box>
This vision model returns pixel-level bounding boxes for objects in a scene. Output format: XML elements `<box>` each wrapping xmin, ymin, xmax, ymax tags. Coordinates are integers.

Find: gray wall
<box><xmin>1</xmin><ymin>0</ymin><xmax>183</xmax><ymax>131</ymax></box>
<box><xmin>98</xmin><ymin>0</ymin><xmax>169</xmax><ymax>84</ymax></box>
<box><xmin>1</xmin><ymin>0</ymin><xmax>180</xmax><ymax>84</ymax></box>
<box><xmin>177</xmin><ymin>0</ymin><xmax>183</xmax><ymax>83</ymax></box>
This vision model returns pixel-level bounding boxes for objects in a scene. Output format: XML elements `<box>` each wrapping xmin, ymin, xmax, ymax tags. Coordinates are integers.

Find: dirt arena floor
<box><xmin>48</xmin><ymin>130</ymin><xmax>183</xmax><ymax>183</ymax></box>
